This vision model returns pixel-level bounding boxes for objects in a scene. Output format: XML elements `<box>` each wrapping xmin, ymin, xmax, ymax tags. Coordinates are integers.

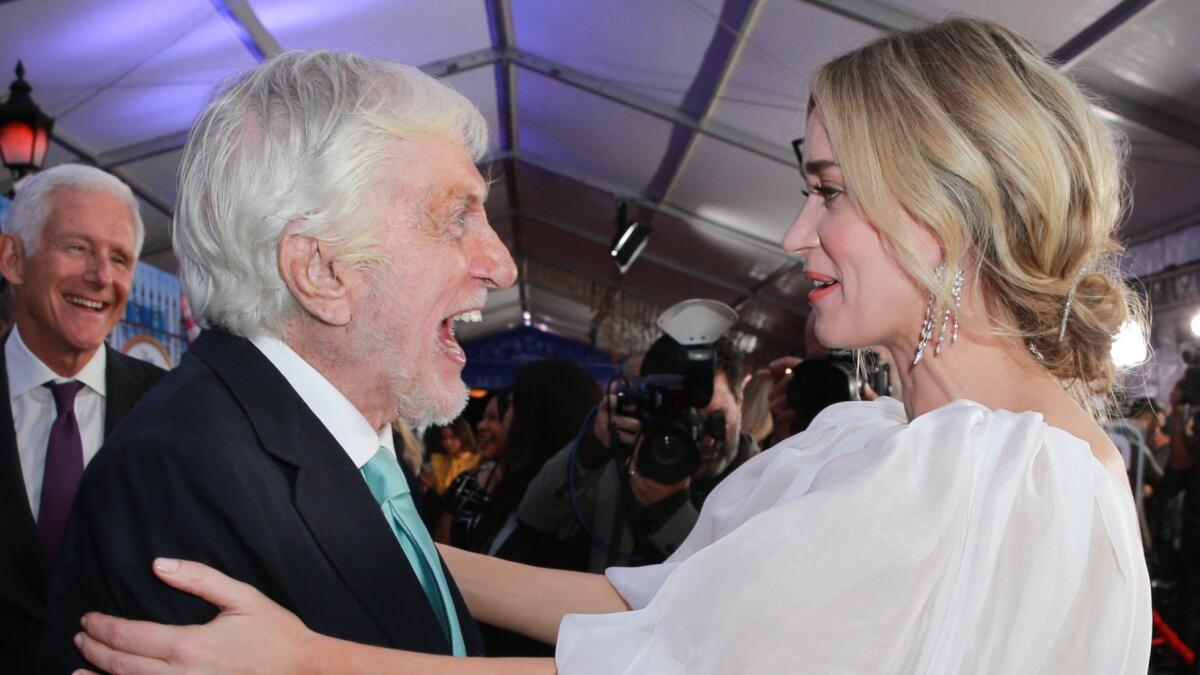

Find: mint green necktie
<box><xmin>361</xmin><ymin>447</ymin><xmax>466</xmax><ymax>656</ymax></box>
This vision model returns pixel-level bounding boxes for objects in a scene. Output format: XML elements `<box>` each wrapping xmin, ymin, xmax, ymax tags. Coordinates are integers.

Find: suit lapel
<box><xmin>103</xmin><ymin>346</ymin><xmax>135</xmax><ymax>436</ymax></box>
<box><xmin>191</xmin><ymin>331</ymin><xmax>451</xmax><ymax>652</ymax></box>
<box><xmin>0</xmin><ymin>336</ymin><xmax>48</xmax><ymax>605</ymax></box>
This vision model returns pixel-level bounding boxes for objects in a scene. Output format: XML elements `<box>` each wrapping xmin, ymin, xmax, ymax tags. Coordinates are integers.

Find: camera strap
<box><xmin>566</xmin><ymin>405</ymin><xmax>644</xmax><ymax>564</ymax></box>
<box><xmin>613</xmin><ymin>459</ymin><xmax>668</xmax><ymax>565</ymax></box>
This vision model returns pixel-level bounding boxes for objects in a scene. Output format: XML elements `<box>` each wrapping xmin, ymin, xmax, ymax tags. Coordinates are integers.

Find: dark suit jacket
<box><xmin>39</xmin><ymin>329</ymin><xmax>484</xmax><ymax>672</ymax></box>
<box><xmin>0</xmin><ymin>339</ymin><xmax>165</xmax><ymax>674</ymax></box>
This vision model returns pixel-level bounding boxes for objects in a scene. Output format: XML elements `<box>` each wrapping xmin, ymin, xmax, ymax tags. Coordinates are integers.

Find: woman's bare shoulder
<box><xmin>1041</xmin><ymin>404</ymin><xmax>1128</xmax><ymax>485</ymax></box>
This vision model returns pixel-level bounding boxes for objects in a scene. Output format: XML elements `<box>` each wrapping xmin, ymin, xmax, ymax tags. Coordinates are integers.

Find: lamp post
<box><xmin>0</xmin><ymin>61</ymin><xmax>55</xmax><ymax>182</ymax></box>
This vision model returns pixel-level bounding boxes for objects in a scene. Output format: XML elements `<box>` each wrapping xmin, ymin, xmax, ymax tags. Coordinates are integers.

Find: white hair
<box><xmin>5</xmin><ymin>164</ymin><xmax>144</xmax><ymax>256</ymax></box>
<box><xmin>174</xmin><ymin>49</ymin><xmax>490</xmax><ymax>338</ymax></box>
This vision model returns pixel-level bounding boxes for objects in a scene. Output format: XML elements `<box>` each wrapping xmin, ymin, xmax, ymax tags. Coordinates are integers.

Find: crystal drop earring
<box><xmin>914</xmin><ymin>264</ymin><xmax>964</xmax><ymax>365</ymax></box>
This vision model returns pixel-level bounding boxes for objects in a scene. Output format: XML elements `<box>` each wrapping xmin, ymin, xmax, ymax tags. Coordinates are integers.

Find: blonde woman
<box><xmin>740</xmin><ymin>369</ymin><xmax>775</xmax><ymax>447</ymax></box>
<box><xmin>75</xmin><ymin>18</ymin><xmax>1150</xmax><ymax>674</ymax></box>
<box><xmin>391</xmin><ymin>420</ymin><xmax>425</xmax><ymax>477</ymax></box>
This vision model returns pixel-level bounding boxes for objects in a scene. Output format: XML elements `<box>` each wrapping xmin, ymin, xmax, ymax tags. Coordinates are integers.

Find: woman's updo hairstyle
<box><xmin>808</xmin><ymin>17</ymin><xmax>1143</xmax><ymax>399</ymax></box>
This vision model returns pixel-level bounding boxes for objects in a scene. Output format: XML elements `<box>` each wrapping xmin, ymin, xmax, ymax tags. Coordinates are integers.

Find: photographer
<box><xmin>764</xmin><ymin>314</ymin><xmax>894</xmax><ymax>448</ymax></box>
<box><xmin>516</xmin><ymin>335</ymin><xmax>755</xmax><ymax>572</ymax></box>
<box><xmin>1165</xmin><ymin>378</ymin><xmax>1200</xmax><ymax>672</ymax></box>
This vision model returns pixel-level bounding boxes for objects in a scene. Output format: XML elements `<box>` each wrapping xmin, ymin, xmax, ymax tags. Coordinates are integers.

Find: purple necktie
<box><xmin>38</xmin><ymin>380</ymin><xmax>86</xmax><ymax>564</ymax></box>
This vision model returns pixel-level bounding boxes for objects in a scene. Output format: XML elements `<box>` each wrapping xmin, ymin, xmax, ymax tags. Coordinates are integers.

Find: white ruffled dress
<box><xmin>555</xmin><ymin>398</ymin><xmax>1151</xmax><ymax>674</ymax></box>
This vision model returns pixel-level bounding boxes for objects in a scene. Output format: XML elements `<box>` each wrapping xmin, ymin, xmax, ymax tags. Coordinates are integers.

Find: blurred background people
<box><xmin>740</xmin><ymin>369</ymin><xmax>774</xmax><ymax>449</ymax></box>
<box><xmin>437</xmin><ymin>390</ymin><xmax>509</xmax><ymax>545</ymax></box>
<box><xmin>439</xmin><ymin>359</ymin><xmax>599</xmax><ymax>657</ymax></box>
<box><xmin>1163</xmin><ymin>379</ymin><xmax>1200</xmax><ymax>671</ymax></box>
<box><xmin>391</xmin><ymin>420</ymin><xmax>425</xmax><ymax>477</ymax></box>
<box><xmin>443</xmin><ymin>359</ymin><xmax>600</xmax><ymax>560</ymax></box>
<box><xmin>429</xmin><ymin>416</ymin><xmax>478</xmax><ymax>496</ymax></box>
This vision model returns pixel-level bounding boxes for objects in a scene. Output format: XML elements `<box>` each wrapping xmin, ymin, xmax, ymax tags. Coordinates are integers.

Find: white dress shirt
<box><xmin>8</xmin><ymin>327</ymin><xmax>107</xmax><ymax>520</ymax></box>
<box><xmin>250</xmin><ymin>335</ymin><xmax>394</xmax><ymax>468</ymax></box>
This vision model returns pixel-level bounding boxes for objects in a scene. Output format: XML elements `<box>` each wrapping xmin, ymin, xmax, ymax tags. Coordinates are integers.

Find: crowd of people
<box><xmin>1107</xmin><ymin>385</ymin><xmax>1200</xmax><ymax>668</ymax></box>
<box><xmin>0</xmin><ymin>14</ymin><xmax>1187</xmax><ymax>674</ymax></box>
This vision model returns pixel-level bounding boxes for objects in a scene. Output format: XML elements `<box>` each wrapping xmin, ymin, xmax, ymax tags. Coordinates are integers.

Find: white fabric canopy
<box><xmin>557</xmin><ymin>397</ymin><xmax>1151</xmax><ymax>674</ymax></box>
<box><xmin>3</xmin><ymin>0</ymin><xmax>1199</xmax><ymax>352</ymax></box>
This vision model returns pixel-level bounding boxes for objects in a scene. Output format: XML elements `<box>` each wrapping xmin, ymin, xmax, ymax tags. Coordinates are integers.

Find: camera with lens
<box><xmin>611</xmin><ymin>300</ymin><xmax>738</xmax><ymax>485</ymax></box>
<box><xmin>786</xmin><ymin>349</ymin><xmax>890</xmax><ymax>433</ymax></box>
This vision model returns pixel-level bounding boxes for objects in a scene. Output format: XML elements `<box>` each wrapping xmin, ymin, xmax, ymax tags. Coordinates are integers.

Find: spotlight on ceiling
<box><xmin>1190</xmin><ymin>311</ymin><xmax>1200</xmax><ymax>338</ymax></box>
<box><xmin>609</xmin><ymin>201</ymin><xmax>650</xmax><ymax>275</ymax></box>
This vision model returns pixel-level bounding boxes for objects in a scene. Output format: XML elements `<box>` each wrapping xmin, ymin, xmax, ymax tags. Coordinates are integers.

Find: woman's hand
<box><xmin>76</xmin><ymin>558</ymin><xmax>319</xmax><ymax>675</ymax></box>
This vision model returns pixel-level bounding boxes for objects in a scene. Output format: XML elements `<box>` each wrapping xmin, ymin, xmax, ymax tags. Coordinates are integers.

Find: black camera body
<box><xmin>614</xmin><ymin>347</ymin><xmax>716</xmax><ymax>485</ymax></box>
<box><xmin>611</xmin><ymin>299</ymin><xmax>738</xmax><ymax>485</ymax></box>
<box><xmin>786</xmin><ymin>349</ymin><xmax>890</xmax><ymax>433</ymax></box>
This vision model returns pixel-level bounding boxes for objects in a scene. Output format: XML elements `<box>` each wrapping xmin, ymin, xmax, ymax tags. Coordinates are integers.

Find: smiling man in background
<box><xmin>39</xmin><ymin>51</ymin><xmax>516</xmax><ymax>671</ymax></box>
<box><xmin>0</xmin><ymin>165</ymin><xmax>165</xmax><ymax>673</ymax></box>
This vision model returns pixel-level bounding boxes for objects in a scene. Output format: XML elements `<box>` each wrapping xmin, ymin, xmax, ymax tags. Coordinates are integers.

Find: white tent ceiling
<box><xmin>2</xmin><ymin>0</ymin><xmax>1199</xmax><ymax>359</ymax></box>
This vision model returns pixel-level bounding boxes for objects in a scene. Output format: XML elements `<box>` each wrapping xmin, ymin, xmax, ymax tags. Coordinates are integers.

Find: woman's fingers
<box><xmin>76</xmin><ymin>630</ymin><xmax>170</xmax><ymax>675</ymax></box>
<box><xmin>81</xmin><ymin>613</ymin><xmax>183</xmax><ymax>660</ymax></box>
<box><xmin>73</xmin><ymin>561</ymin><xmax>316</xmax><ymax>674</ymax></box>
<box><xmin>150</xmin><ymin>558</ymin><xmax>266</xmax><ymax>613</ymax></box>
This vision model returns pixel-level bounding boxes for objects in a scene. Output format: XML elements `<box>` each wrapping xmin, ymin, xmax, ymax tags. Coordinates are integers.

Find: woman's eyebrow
<box><xmin>804</xmin><ymin>159</ymin><xmax>840</xmax><ymax>177</ymax></box>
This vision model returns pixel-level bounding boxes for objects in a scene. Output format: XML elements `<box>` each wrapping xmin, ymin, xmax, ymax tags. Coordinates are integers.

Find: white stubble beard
<box><xmin>362</xmin><ymin>265</ymin><xmax>469</xmax><ymax>432</ymax></box>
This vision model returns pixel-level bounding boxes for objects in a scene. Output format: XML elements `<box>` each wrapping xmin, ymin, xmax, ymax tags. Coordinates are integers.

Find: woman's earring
<box><xmin>937</xmin><ymin>267</ymin><xmax>965</xmax><ymax>355</ymax></box>
<box><xmin>913</xmin><ymin>265</ymin><xmax>964</xmax><ymax>366</ymax></box>
<box><xmin>913</xmin><ymin>265</ymin><xmax>943</xmax><ymax>366</ymax></box>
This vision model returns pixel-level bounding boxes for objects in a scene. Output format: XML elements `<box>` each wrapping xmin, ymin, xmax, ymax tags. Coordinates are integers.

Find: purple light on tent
<box><xmin>251</xmin><ymin>0</ymin><xmax>386</xmax><ymax>33</ymax></box>
<box><xmin>208</xmin><ymin>0</ymin><xmax>266</xmax><ymax>61</ymax></box>
<box><xmin>39</xmin><ymin>2</ymin><xmax>211</xmax><ymax>70</ymax></box>
<box><xmin>251</xmin><ymin>0</ymin><xmax>486</xmax><ymax>66</ymax></box>
<box><xmin>62</xmin><ymin>82</ymin><xmax>215</xmax><ymax>151</ymax></box>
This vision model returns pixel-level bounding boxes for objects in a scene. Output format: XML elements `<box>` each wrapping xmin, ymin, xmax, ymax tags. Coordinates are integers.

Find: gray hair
<box><xmin>5</xmin><ymin>164</ymin><xmax>144</xmax><ymax>256</ymax></box>
<box><xmin>174</xmin><ymin>49</ymin><xmax>489</xmax><ymax>338</ymax></box>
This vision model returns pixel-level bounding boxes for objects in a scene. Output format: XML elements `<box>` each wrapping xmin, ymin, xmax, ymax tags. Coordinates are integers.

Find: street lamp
<box><xmin>0</xmin><ymin>61</ymin><xmax>55</xmax><ymax>181</ymax></box>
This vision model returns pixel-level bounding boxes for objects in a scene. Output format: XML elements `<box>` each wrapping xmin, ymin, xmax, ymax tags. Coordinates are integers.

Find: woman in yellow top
<box><xmin>429</xmin><ymin>417</ymin><xmax>480</xmax><ymax>496</ymax></box>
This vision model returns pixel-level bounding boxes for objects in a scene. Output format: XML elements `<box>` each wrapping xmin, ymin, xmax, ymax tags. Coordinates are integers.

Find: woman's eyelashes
<box><xmin>801</xmin><ymin>183</ymin><xmax>844</xmax><ymax>204</ymax></box>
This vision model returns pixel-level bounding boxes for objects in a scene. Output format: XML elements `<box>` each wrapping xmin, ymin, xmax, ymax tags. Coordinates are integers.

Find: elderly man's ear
<box><xmin>0</xmin><ymin>234</ymin><xmax>27</xmax><ymax>286</ymax></box>
<box><xmin>278</xmin><ymin>226</ymin><xmax>354</xmax><ymax>327</ymax></box>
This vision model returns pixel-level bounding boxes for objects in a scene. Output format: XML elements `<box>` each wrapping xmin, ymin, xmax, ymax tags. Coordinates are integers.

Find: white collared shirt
<box><xmin>7</xmin><ymin>327</ymin><xmax>107</xmax><ymax>520</ymax></box>
<box><xmin>250</xmin><ymin>335</ymin><xmax>395</xmax><ymax>469</ymax></box>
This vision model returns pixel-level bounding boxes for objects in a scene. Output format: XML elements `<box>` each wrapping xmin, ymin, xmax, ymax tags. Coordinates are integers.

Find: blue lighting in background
<box><xmin>208</xmin><ymin>0</ymin><xmax>267</xmax><ymax>62</ymax></box>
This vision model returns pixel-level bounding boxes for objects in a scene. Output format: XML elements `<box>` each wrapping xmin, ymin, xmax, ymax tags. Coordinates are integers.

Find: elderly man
<box><xmin>0</xmin><ymin>165</ymin><xmax>165</xmax><ymax>673</ymax></box>
<box><xmin>39</xmin><ymin>50</ymin><xmax>515</xmax><ymax>671</ymax></box>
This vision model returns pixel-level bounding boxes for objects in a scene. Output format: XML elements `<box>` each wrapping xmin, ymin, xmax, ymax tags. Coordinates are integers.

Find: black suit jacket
<box><xmin>39</xmin><ymin>329</ymin><xmax>483</xmax><ymax>672</ymax></box>
<box><xmin>0</xmin><ymin>339</ymin><xmax>165</xmax><ymax>674</ymax></box>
